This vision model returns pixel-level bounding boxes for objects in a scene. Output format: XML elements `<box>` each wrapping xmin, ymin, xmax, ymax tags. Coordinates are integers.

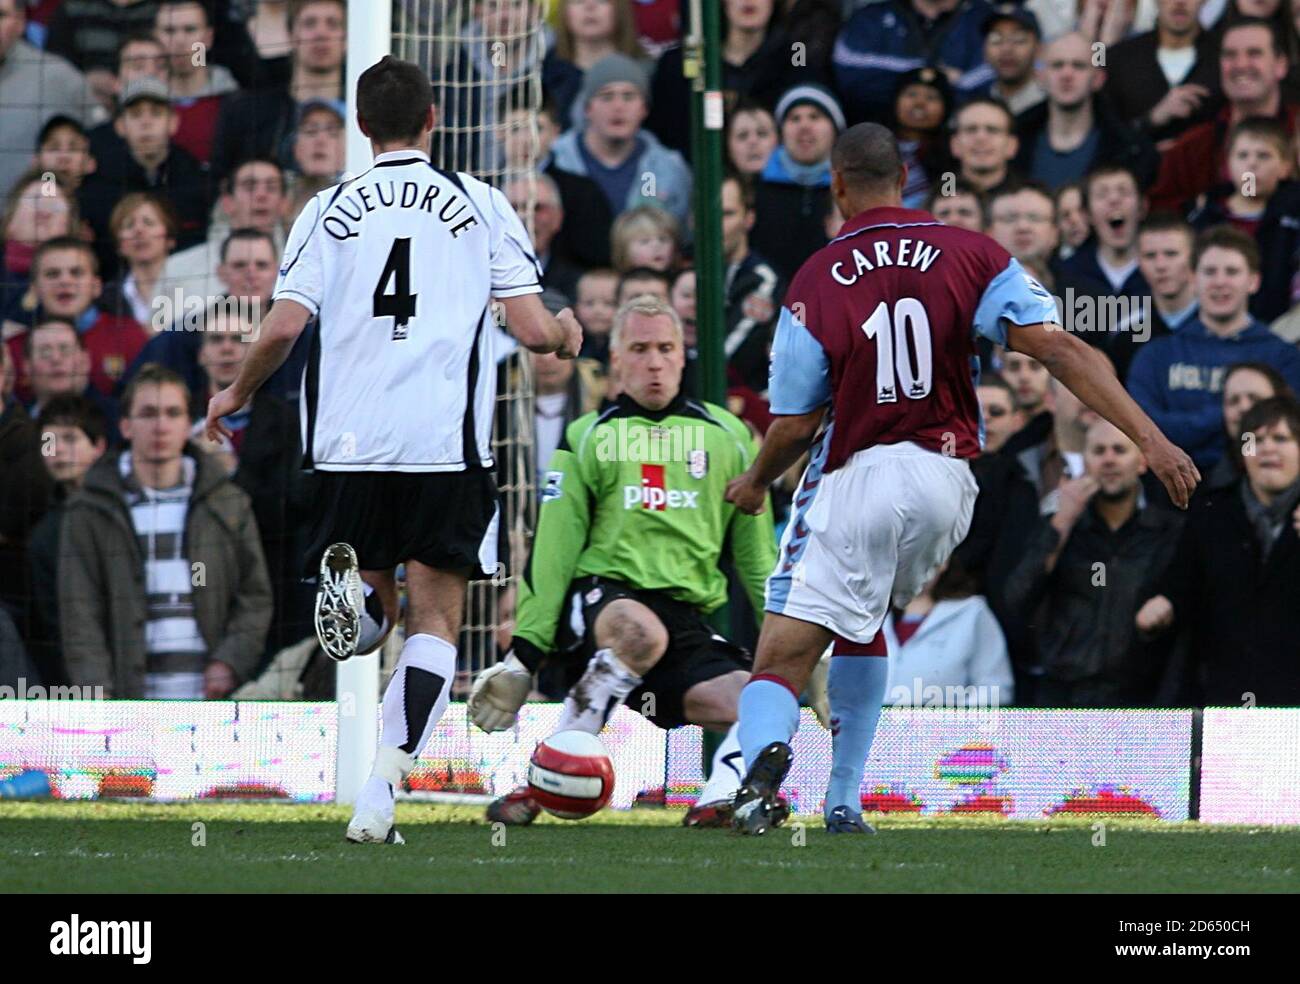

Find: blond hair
<box><xmin>610</xmin><ymin>204</ymin><xmax>680</xmax><ymax>273</ymax></box>
<box><xmin>610</xmin><ymin>294</ymin><xmax>683</xmax><ymax>351</ymax></box>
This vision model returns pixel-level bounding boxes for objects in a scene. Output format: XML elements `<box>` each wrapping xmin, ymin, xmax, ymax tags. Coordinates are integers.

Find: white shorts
<box><xmin>765</xmin><ymin>440</ymin><xmax>978</xmax><ymax>644</ymax></box>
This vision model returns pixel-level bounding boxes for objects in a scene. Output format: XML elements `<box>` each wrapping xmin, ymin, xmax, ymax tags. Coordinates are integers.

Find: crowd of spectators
<box><xmin>2</xmin><ymin>0</ymin><xmax>1300</xmax><ymax>710</ymax></box>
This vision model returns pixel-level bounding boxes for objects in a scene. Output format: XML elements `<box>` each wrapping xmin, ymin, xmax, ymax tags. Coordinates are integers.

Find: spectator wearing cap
<box><xmin>749</xmin><ymin>83</ymin><xmax>842</xmax><ymax>283</ymax></box>
<box><xmin>1013</xmin><ymin>32</ymin><xmax>1160</xmax><ymax>191</ymax></box>
<box><xmin>1147</xmin><ymin>17</ymin><xmax>1300</xmax><ymax>212</ymax></box>
<box><xmin>832</xmin><ymin>0</ymin><xmax>997</xmax><ymax>127</ymax></box>
<box><xmin>77</xmin><ymin>75</ymin><xmax>211</xmax><ymax>279</ymax></box>
<box><xmin>544</xmin><ymin>0</ymin><xmax>649</xmax><ymax>137</ymax></box>
<box><xmin>210</xmin><ymin>0</ymin><xmax>345</xmax><ymax>186</ymax></box>
<box><xmin>549</xmin><ymin>53</ymin><xmax>693</xmax><ymax>228</ymax></box>
<box><xmin>0</xmin><ymin>0</ymin><xmax>105</xmax><ymax>198</ymax></box>
<box><xmin>283</xmin><ymin>99</ymin><xmax>345</xmax><ymax>224</ymax></box>
<box><xmin>977</xmin><ymin>3</ymin><xmax>1046</xmax><ymax>115</ymax></box>
<box><xmin>154</xmin><ymin>0</ymin><xmax>241</xmax><ymax>168</ymax></box>
<box><xmin>84</xmin><ymin>34</ymin><xmax>168</xmax><ymax>164</ymax></box>
<box><xmin>1102</xmin><ymin>0</ymin><xmax>1220</xmax><ymax>147</ymax></box>
<box><xmin>163</xmin><ymin>156</ymin><xmax>288</xmax><ymax>304</ymax></box>
<box><xmin>893</xmin><ymin>66</ymin><xmax>954</xmax><ymax>208</ymax></box>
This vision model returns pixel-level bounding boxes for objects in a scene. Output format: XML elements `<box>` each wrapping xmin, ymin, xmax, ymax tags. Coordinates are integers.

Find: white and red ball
<box><xmin>527</xmin><ymin>730</ymin><xmax>615</xmax><ymax>819</ymax></box>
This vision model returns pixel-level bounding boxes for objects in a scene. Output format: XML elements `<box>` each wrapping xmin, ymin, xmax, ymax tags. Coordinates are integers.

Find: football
<box><xmin>527</xmin><ymin>731</ymin><xmax>615</xmax><ymax>819</ymax></box>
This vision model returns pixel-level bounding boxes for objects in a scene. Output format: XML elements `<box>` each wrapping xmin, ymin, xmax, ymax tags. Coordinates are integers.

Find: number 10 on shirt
<box><xmin>861</xmin><ymin>297</ymin><xmax>933</xmax><ymax>404</ymax></box>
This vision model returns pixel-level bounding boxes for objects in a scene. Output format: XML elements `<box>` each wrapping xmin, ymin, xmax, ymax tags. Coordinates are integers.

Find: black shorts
<box><xmin>303</xmin><ymin>469</ymin><xmax>499</xmax><ymax>577</ymax></box>
<box><xmin>554</xmin><ymin>576</ymin><xmax>751</xmax><ymax>730</ymax></box>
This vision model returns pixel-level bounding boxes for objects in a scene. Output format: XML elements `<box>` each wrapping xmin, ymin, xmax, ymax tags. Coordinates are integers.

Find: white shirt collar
<box><xmin>373</xmin><ymin>149</ymin><xmax>430</xmax><ymax>165</ymax></box>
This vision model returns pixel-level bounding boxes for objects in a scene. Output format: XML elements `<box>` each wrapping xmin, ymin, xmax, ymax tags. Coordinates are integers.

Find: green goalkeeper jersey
<box><xmin>514</xmin><ymin>393</ymin><xmax>777</xmax><ymax>656</ymax></box>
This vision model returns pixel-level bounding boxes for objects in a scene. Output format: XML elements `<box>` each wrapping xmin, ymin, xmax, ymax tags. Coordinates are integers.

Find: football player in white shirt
<box><xmin>206</xmin><ymin>56</ymin><xmax>582</xmax><ymax>844</ymax></box>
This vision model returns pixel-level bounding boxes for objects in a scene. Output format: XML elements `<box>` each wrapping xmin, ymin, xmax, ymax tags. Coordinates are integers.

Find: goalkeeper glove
<box><xmin>469</xmin><ymin>652</ymin><xmax>533</xmax><ymax>733</ymax></box>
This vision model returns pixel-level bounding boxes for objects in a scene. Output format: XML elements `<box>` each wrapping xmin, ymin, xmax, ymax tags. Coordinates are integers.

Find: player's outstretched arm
<box><xmin>498</xmin><ymin>293</ymin><xmax>583</xmax><ymax>358</ymax></box>
<box><xmin>1006</xmin><ymin>321</ymin><xmax>1201</xmax><ymax>508</ymax></box>
<box><xmin>204</xmin><ymin>299</ymin><xmax>312</xmax><ymax>442</ymax></box>
<box><xmin>725</xmin><ymin>407</ymin><xmax>825</xmax><ymax>515</ymax></box>
<box><xmin>470</xmin><ymin>432</ymin><xmax>596</xmax><ymax>733</ymax></box>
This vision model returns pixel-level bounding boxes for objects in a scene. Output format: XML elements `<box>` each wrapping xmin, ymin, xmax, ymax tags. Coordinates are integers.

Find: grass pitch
<box><xmin>1</xmin><ymin>801</ymin><xmax>1297</xmax><ymax>893</ymax></box>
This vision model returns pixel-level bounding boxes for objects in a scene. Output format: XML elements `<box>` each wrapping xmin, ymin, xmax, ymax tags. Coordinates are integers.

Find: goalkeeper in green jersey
<box><xmin>469</xmin><ymin>295</ymin><xmax>780</xmax><ymax>827</ymax></box>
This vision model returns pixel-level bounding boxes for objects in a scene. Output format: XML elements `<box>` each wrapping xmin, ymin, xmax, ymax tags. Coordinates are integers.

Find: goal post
<box><xmin>334</xmin><ymin>0</ymin><xmax>393</xmax><ymax>807</ymax></box>
<box><xmin>336</xmin><ymin>1</ymin><xmax>551</xmax><ymax>803</ymax></box>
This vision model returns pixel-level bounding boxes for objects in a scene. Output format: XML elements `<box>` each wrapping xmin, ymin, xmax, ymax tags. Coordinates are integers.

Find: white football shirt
<box><xmin>273</xmin><ymin>149</ymin><xmax>542</xmax><ymax>472</ymax></box>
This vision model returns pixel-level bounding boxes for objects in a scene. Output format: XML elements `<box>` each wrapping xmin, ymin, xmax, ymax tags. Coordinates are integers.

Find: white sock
<box><xmin>379</xmin><ymin>633</ymin><xmax>455</xmax><ymax>762</ymax></box>
<box><xmin>556</xmin><ymin>648</ymin><xmax>642</xmax><ymax>733</ymax></box>
<box><xmin>696</xmin><ymin>723</ymin><xmax>744</xmax><ymax>807</ymax></box>
<box><xmin>356</xmin><ymin>773</ymin><xmax>398</xmax><ymax>819</ymax></box>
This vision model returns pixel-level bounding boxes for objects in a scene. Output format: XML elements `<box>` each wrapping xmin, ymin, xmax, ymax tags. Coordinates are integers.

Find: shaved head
<box><xmin>832</xmin><ymin>122</ymin><xmax>904</xmax><ymax>191</ymax></box>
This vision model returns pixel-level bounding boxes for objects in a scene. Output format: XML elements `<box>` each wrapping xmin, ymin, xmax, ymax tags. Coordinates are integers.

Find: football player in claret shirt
<box><xmin>723</xmin><ymin>122</ymin><xmax>1200</xmax><ymax>836</ymax></box>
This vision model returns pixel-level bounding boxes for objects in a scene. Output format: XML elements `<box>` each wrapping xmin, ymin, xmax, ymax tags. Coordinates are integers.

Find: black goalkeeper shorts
<box><xmin>553</xmin><ymin>576</ymin><xmax>751</xmax><ymax>730</ymax></box>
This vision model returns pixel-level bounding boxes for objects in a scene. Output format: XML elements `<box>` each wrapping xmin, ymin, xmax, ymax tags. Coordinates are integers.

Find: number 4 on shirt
<box><xmin>374</xmin><ymin>237</ymin><xmax>417</xmax><ymax>339</ymax></box>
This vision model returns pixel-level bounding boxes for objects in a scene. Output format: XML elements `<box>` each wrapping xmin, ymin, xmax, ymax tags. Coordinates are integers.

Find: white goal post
<box><xmin>336</xmin><ymin>0</ymin><xmax>549</xmax><ymax>804</ymax></box>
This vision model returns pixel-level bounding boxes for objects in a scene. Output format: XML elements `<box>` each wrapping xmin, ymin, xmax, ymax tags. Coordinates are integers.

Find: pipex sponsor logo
<box><xmin>623</xmin><ymin>464</ymin><xmax>700</xmax><ymax>510</ymax></box>
<box><xmin>50</xmin><ymin>914</ymin><xmax>151</xmax><ymax>964</ymax></box>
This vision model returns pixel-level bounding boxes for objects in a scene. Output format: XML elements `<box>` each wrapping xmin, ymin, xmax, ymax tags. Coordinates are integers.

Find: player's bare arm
<box><xmin>499</xmin><ymin>293</ymin><xmax>583</xmax><ymax>358</ymax></box>
<box><xmin>725</xmin><ymin>406</ymin><xmax>826</xmax><ymax>515</ymax></box>
<box><xmin>204</xmin><ymin>298</ymin><xmax>312</xmax><ymax>442</ymax></box>
<box><xmin>1006</xmin><ymin>321</ymin><xmax>1201</xmax><ymax>508</ymax></box>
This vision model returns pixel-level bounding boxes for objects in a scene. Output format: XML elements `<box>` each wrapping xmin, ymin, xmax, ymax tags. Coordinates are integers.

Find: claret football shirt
<box><xmin>769</xmin><ymin>205</ymin><xmax>1060</xmax><ymax>472</ymax></box>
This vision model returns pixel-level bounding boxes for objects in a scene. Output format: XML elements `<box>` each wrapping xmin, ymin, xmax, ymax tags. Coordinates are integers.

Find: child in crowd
<box><xmin>610</xmin><ymin>204</ymin><xmax>680</xmax><ymax>273</ymax></box>
<box><xmin>1188</xmin><ymin>117</ymin><xmax>1300</xmax><ymax>322</ymax></box>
